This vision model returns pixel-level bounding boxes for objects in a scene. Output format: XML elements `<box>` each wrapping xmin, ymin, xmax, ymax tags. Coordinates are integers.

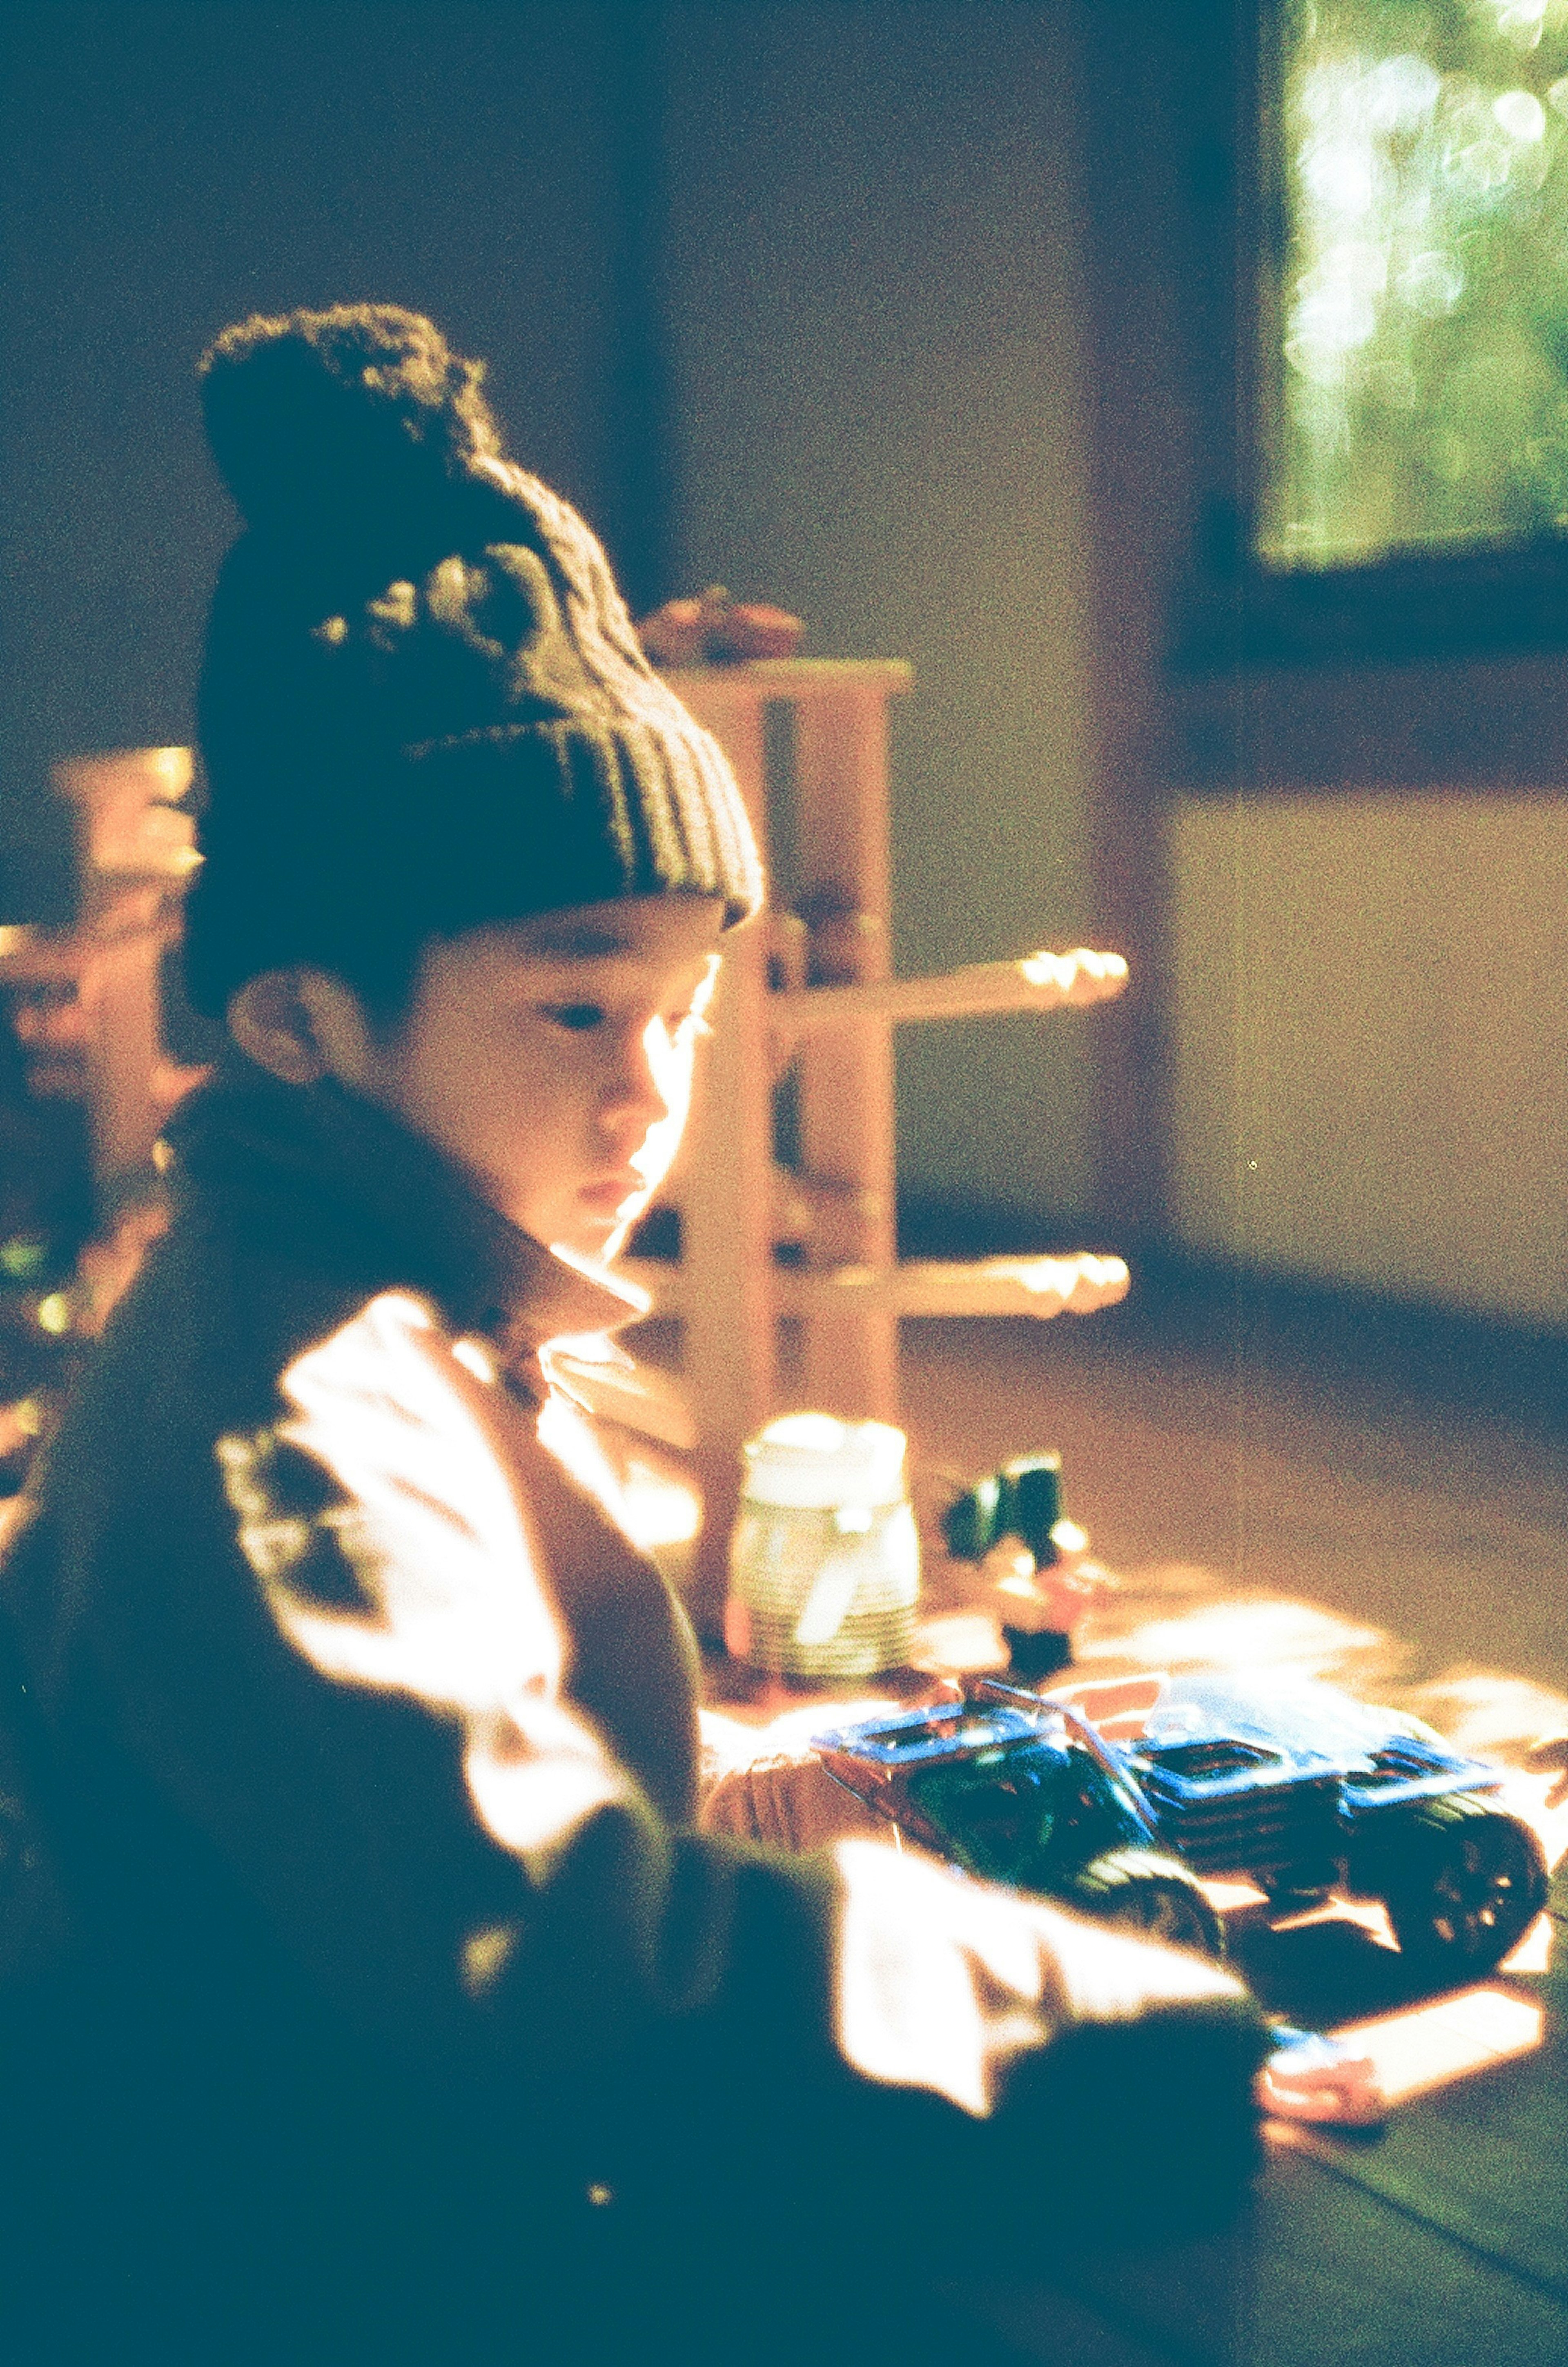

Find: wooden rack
<box><xmin>623</xmin><ymin>660</ymin><xmax>1130</xmax><ymax>1627</ymax></box>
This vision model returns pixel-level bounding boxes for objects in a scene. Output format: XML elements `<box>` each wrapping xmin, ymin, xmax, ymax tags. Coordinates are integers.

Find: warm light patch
<box><xmin>833</xmin><ymin>1835</ymin><xmax>1247</xmax><ymax>2120</ymax></box>
<box><xmin>1198</xmin><ymin>1877</ymin><xmax>1272</xmax><ymax>1915</ymax></box>
<box><xmin>451</xmin><ymin>1336</ymin><xmax>497</xmax><ymax>1385</ymax></box>
<box><xmin>1403</xmin><ymin>1669</ymin><xmax>1568</xmax><ymax>1766</ymax></box>
<box><xmin>243</xmin><ymin>1292</ymin><xmax>557</xmax><ymax>1709</ymax></box>
<box><xmin>619</xmin><ymin>1458</ymin><xmax>702</xmax><ymax>1550</ymax></box>
<box><xmin>1048</xmin><ymin>1674</ymin><xmax>1168</xmax><ymax>1729</ymax></box>
<box><xmin>1020</xmin><ymin>947</ymin><xmax>1128</xmax><ymax>994</ymax></box>
<box><xmin>1328</xmin><ymin>1986</ymin><xmax>1545</xmax><ymax>2109</ymax></box>
<box><xmin>460</xmin><ymin>1921</ymin><xmax>520</xmax><ymax>1998</ymax></box>
<box><xmin>536</xmin><ymin>1388</ymin><xmax>639</xmax><ymax>1536</ymax></box>
<box><xmin>1500</xmin><ymin>1910</ymin><xmax>1554</xmax><ymax>1975</ymax></box>
<box><xmin>994</xmin><ymin>1571</ymin><xmax>1039</xmax><ymax>1603</ymax></box>
<box><xmin>149</xmin><ymin>744</ymin><xmax>194</xmax><ymax>796</ymax></box>
<box><xmin>0</xmin><ymin>1397</ymin><xmax>43</xmax><ymax>1446</ymax></box>
<box><xmin>1004</xmin><ymin>1254</ymin><xmax>1130</xmax><ymax>1311</ymax></box>
<box><xmin>464</xmin><ymin>1708</ymin><xmax>630</xmax><ymax>1866</ymax></box>
<box><xmin>217</xmin><ymin>1290</ymin><xmax>635</xmax><ymax>1886</ymax></box>
<box><xmin>1081</xmin><ymin>1592</ymin><xmax>1392</xmax><ymax>1683</ymax></box>
<box><xmin>629</xmin><ymin>954</ymin><xmax>718</xmax><ymax>1204</ymax></box>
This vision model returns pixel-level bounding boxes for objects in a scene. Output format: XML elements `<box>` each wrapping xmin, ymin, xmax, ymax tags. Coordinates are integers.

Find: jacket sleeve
<box><xmin>47</xmin><ymin>1284</ymin><xmax>1268</xmax><ymax>2251</ymax></box>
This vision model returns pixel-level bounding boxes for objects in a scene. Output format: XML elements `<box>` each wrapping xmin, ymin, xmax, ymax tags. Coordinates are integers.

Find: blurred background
<box><xmin>3</xmin><ymin>0</ymin><xmax>1567</xmax><ymax>1414</ymax></box>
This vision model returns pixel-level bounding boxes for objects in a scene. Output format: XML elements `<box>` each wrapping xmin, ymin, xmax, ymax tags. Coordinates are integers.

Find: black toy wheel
<box><xmin>1376</xmin><ymin>1796</ymin><xmax>1548</xmax><ymax>1975</ymax></box>
<box><xmin>1065</xmin><ymin>1849</ymin><xmax>1226</xmax><ymax>1959</ymax></box>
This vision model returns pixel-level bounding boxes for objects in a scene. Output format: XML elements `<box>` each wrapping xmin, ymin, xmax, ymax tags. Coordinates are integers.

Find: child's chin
<box><xmin>553</xmin><ymin>1215</ymin><xmax>632</xmax><ymax>1267</ymax></box>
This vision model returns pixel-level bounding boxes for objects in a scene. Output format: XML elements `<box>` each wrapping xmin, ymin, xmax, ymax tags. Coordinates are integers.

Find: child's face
<box><xmin>352</xmin><ymin>895</ymin><xmax>726</xmax><ymax>1260</ymax></box>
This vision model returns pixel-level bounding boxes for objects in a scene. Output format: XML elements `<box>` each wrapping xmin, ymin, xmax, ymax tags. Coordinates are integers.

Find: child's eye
<box><xmin>541</xmin><ymin>1003</ymin><xmax>606</xmax><ymax>1032</ymax></box>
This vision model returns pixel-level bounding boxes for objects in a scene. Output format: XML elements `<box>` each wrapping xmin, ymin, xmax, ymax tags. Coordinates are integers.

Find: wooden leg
<box><xmin>794</xmin><ymin>689</ymin><xmax>898</xmax><ymax>1421</ymax></box>
<box><xmin>77</xmin><ymin>934</ymin><xmax>164</xmax><ymax>1207</ymax></box>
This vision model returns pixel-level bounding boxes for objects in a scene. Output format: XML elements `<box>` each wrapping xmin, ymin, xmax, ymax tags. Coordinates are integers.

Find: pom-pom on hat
<box><xmin>187</xmin><ymin>303</ymin><xmax>763</xmax><ymax>1019</ymax></box>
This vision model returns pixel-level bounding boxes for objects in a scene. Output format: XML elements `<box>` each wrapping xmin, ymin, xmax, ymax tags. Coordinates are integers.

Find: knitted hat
<box><xmin>185</xmin><ymin>303</ymin><xmax>763</xmax><ymax>1018</ymax></box>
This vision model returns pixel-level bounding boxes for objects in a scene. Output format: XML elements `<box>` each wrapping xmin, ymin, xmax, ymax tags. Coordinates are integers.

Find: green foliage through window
<box><xmin>1261</xmin><ymin>1</ymin><xmax>1568</xmax><ymax>566</ymax></box>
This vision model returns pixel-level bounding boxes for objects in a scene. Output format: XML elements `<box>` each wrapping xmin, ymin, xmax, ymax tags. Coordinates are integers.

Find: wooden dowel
<box><xmin>772</xmin><ymin>947</ymin><xmax>1129</xmax><ymax>1044</ymax></box>
<box><xmin>793</xmin><ymin>686</ymin><xmax>899</xmax><ymax>1421</ymax></box>
<box><xmin>619</xmin><ymin>1252</ymin><xmax>1131</xmax><ymax>1322</ymax></box>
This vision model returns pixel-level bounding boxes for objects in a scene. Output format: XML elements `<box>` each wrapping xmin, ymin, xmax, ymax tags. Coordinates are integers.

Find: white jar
<box><xmin>725</xmin><ymin>1413</ymin><xmax>920</xmax><ymax>1677</ymax></box>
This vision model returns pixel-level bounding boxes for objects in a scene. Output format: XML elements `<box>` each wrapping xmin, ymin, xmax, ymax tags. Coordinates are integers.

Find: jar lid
<box><xmin>741</xmin><ymin>1412</ymin><xmax>909</xmax><ymax>1509</ymax></box>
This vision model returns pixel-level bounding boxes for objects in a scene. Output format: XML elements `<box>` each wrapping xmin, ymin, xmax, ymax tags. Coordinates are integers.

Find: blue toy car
<box><xmin>813</xmin><ymin>1670</ymin><xmax>1549</xmax><ymax>1977</ymax></box>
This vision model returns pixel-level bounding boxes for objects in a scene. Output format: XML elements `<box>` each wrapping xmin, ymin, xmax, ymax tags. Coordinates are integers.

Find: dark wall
<box><xmin>660</xmin><ymin>1</ymin><xmax>1105</xmax><ymax>1228</ymax></box>
<box><xmin>0</xmin><ymin>0</ymin><xmax>629</xmax><ymax>920</ymax></box>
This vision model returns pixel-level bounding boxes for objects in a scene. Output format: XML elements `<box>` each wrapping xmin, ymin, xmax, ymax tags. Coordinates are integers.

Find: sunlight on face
<box><xmin>356</xmin><ymin>896</ymin><xmax>726</xmax><ymax>1261</ymax></box>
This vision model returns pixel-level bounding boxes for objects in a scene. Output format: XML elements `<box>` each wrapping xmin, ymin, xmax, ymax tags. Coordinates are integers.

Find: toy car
<box><xmin>813</xmin><ymin>1669</ymin><xmax>1550</xmax><ymax>1977</ymax></box>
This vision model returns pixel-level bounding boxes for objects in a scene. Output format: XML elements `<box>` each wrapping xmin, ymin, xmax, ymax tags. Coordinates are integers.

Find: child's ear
<box><xmin>227</xmin><ymin>969</ymin><xmax>374</xmax><ymax>1088</ymax></box>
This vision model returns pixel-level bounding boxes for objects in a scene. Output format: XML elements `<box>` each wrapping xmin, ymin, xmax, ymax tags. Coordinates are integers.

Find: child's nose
<box><xmin>600</xmin><ymin>1019</ymin><xmax>672</xmax><ymax>1132</ymax></box>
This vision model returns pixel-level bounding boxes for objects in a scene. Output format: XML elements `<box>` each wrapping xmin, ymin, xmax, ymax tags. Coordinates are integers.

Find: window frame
<box><xmin>1180</xmin><ymin>0</ymin><xmax>1568</xmax><ymax>676</ymax></box>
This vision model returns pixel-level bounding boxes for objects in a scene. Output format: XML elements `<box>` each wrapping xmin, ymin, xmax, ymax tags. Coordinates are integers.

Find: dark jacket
<box><xmin>0</xmin><ymin>1063</ymin><xmax>1264</xmax><ymax>2365</ymax></box>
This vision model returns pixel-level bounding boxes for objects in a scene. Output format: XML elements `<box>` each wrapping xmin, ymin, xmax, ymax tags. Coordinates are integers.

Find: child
<box><xmin>0</xmin><ymin>307</ymin><xmax>1265</xmax><ymax>2366</ymax></box>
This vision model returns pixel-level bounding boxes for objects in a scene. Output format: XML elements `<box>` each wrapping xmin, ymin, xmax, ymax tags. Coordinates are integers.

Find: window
<box><xmin>1261</xmin><ymin>1</ymin><xmax>1568</xmax><ymax>570</ymax></box>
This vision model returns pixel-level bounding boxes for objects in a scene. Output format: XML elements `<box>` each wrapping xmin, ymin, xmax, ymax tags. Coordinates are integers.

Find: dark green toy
<box><xmin>942</xmin><ymin>1451</ymin><xmax>1076</xmax><ymax>1679</ymax></box>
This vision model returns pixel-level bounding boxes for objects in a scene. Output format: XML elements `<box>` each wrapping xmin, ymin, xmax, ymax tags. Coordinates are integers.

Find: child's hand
<box><xmin>1524</xmin><ymin>1732</ymin><xmax>1568</xmax><ymax>1808</ymax></box>
<box><xmin>699</xmin><ymin>1704</ymin><xmax>904</xmax><ymax>1853</ymax></box>
<box><xmin>702</xmin><ymin>1752</ymin><xmax>898</xmax><ymax>1853</ymax></box>
<box><xmin>1256</xmin><ymin>2026</ymin><xmax>1387</xmax><ymax>2129</ymax></box>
